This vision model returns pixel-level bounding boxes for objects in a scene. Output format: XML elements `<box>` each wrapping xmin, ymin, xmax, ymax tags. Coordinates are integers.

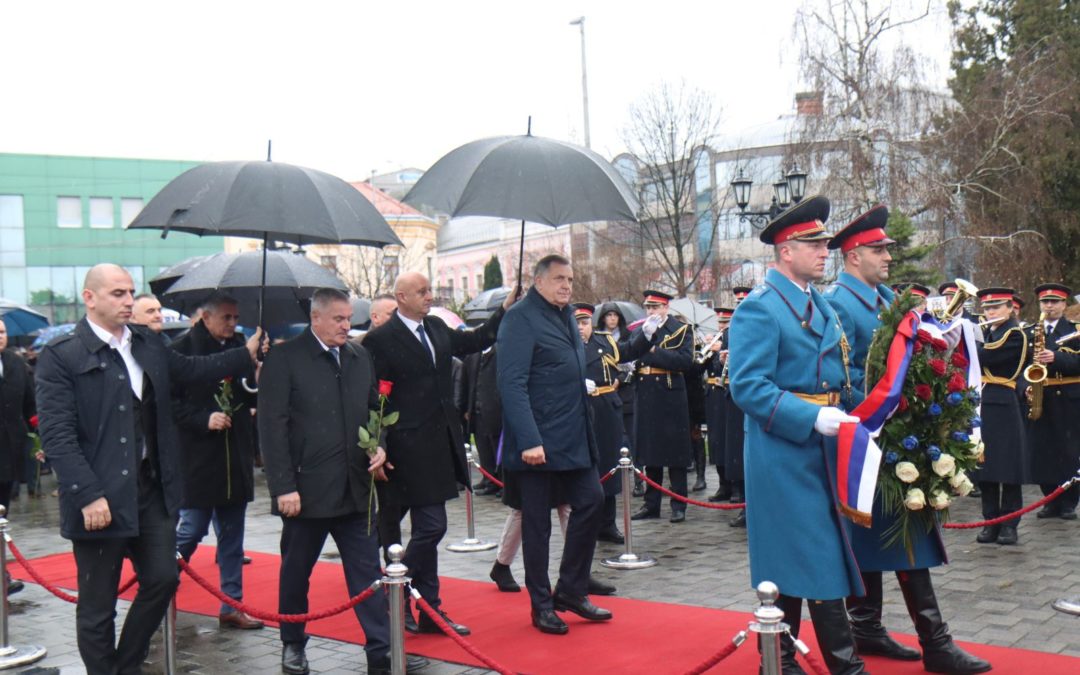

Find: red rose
<box><xmin>951</xmin><ymin>351</ymin><xmax>969</xmax><ymax>368</ymax></box>
<box><xmin>914</xmin><ymin>384</ymin><xmax>933</xmax><ymax>401</ymax></box>
<box><xmin>928</xmin><ymin>359</ymin><xmax>947</xmax><ymax>376</ymax></box>
<box><xmin>916</xmin><ymin>329</ymin><xmax>933</xmax><ymax>344</ymax></box>
<box><xmin>29</xmin><ymin>415</ymin><xmax>39</xmax><ymax>429</ymax></box>
<box><xmin>223</xmin><ymin>376</ymin><xmax>233</xmax><ymax>383</ymax></box>
<box><xmin>913</xmin><ymin>341</ymin><xmax>924</xmax><ymax>354</ymax></box>
<box><xmin>378</xmin><ymin>380</ymin><xmax>394</xmax><ymax>397</ymax></box>
<box><xmin>898</xmin><ymin>396</ymin><xmax>909</xmax><ymax>412</ymax></box>
<box><xmin>931</xmin><ymin>338</ymin><xmax>948</xmax><ymax>352</ymax></box>
<box><xmin>947</xmin><ymin>372</ymin><xmax>967</xmax><ymax>393</ymax></box>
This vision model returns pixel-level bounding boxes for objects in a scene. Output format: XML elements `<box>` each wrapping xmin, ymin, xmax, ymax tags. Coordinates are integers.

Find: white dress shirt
<box><xmin>87</xmin><ymin>318</ymin><xmax>143</xmax><ymax>400</ymax></box>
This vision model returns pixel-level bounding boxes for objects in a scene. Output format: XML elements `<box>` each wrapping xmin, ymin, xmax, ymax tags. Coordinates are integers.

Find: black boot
<box><xmin>691</xmin><ymin>436</ymin><xmax>707</xmax><ymax>492</ymax></box>
<box><xmin>759</xmin><ymin>594</ymin><xmax>806</xmax><ymax>675</ymax></box>
<box><xmin>807</xmin><ymin>599</ymin><xmax>868</xmax><ymax>675</ymax></box>
<box><xmin>898</xmin><ymin>569</ymin><xmax>992</xmax><ymax>674</ymax></box>
<box><xmin>848</xmin><ymin>570</ymin><xmax>920</xmax><ymax>660</ymax></box>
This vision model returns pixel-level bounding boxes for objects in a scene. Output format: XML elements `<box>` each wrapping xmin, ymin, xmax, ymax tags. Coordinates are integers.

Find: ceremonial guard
<box><xmin>728</xmin><ymin>196</ymin><xmax>867</xmax><ymax>674</ymax></box>
<box><xmin>703</xmin><ymin>308</ymin><xmax>732</xmax><ymax>502</ymax></box>
<box><xmin>574</xmin><ymin>303</ymin><xmax>652</xmax><ymax>543</ymax></box>
<box><xmin>723</xmin><ymin>288</ymin><xmax>751</xmax><ymax>527</ymax></box>
<box><xmin>826</xmin><ymin>207</ymin><xmax>989</xmax><ymax>674</ymax></box>
<box><xmin>975</xmin><ymin>287</ymin><xmax>1030</xmax><ymax>545</ymax></box>
<box><xmin>629</xmin><ymin>290</ymin><xmax>694</xmax><ymax>523</ymax></box>
<box><xmin>1025</xmin><ymin>283</ymin><xmax>1080</xmax><ymax>519</ymax></box>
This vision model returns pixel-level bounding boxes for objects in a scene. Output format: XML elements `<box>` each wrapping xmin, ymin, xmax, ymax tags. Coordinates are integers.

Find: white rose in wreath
<box><xmin>932</xmin><ymin>454</ymin><xmax>956</xmax><ymax>477</ymax></box>
<box><xmin>970</xmin><ymin>440</ymin><xmax>985</xmax><ymax>462</ymax></box>
<box><xmin>929</xmin><ymin>490</ymin><xmax>951</xmax><ymax>510</ymax></box>
<box><xmin>895</xmin><ymin>461</ymin><xmax>920</xmax><ymax>484</ymax></box>
<box><xmin>949</xmin><ymin>472</ymin><xmax>974</xmax><ymax>496</ymax></box>
<box><xmin>904</xmin><ymin>488</ymin><xmax>927</xmax><ymax>511</ymax></box>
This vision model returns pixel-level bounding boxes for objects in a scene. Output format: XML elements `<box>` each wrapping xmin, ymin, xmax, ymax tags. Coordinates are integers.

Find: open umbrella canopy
<box><xmin>669</xmin><ymin>298</ymin><xmax>718</xmax><ymax>335</ymax></box>
<box><xmin>31</xmin><ymin>323</ymin><xmax>76</xmax><ymax>350</ymax></box>
<box><xmin>161</xmin><ymin>249</ymin><xmax>346</xmax><ymax>327</ymax></box>
<box><xmin>350</xmin><ymin>297</ymin><xmax>371</xmax><ymax>328</ymax></box>
<box><xmin>0</xmin><ymin>299</ymin><xmax>50</xmax><ymax>337</ymax></box>
<box><xmin>428</xmin><ymin>306</ymin><xmax>464</xmax><ymax>330</ymax></box>
<box><xmin>462</xmin><ymin>287</ymin><xmax>510</xmax><ymax>323</ymax></box>
<box><xmin>128</xmin><ymin>161</ymin><xmax>403</xmax><ymax>248</ymax></box>
<box><xmin>404</xmin><ymin>134</ymin><xmax>638</xmax><ymax>227</ymax></box>
<box><xmin>149</xmin><ymin>255</ymin><xmax>214</xmax><ymax>297</ymax></box>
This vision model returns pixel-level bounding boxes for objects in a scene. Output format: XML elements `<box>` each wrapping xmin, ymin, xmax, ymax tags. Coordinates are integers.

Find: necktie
<box><xmin>1046</xmin><ymin>323</ymin><xmax>1053</xmax><ymax>335</ymax></box>
<box><xmin>328</xmin><ymin>347</ymin><xmax>340</xmax><ymax>367</ymax></box>
<box><xmin>416</xmin><ymin>324</ymin><xmax>435</xmax><ymax>363</ymax></box>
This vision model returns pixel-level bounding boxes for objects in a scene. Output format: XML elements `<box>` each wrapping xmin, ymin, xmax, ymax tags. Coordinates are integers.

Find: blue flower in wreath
<box><xmin>927</xmin><ymin>445</ymin><xmax>942</xmax><ymax>461</ymax></box>
<box><xmin>902</xmin><ymin>436</ymin><xmax>919</xmax><ymax>451</ymax></box>
<box><xmin>885</xmin><ymin>451</ymin><xmax>899</xmax><ymax>464</ymax></box>
<box><xmin>968</xmin><ymin>390</ymin><xmax>981</xmax><ymax>404</ymax></box>
<box><xmin>946</xmin><ymin>392</ymin><xmax>964</xmax><ymax>406</ymax></box>
<box><xmin>970</xmin><ymin>415</ymin><xmax>982</xmax><ymax>428</ymax></box>
<box><xmin>928</xmin><ymin>403</ymin><xmax>943</xmax><ymax>417</ymax></box>
<box><xmin>951</xmin><ymin>431</ymin><xmax>970</xmax><ymax>442</ymax></box>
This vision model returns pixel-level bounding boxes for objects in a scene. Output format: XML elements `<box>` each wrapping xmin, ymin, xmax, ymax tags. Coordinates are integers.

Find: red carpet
<box><xmin>13</xmin><ymin>548</ymin><xmax>1079</xmax><ymax>674</ymax></box>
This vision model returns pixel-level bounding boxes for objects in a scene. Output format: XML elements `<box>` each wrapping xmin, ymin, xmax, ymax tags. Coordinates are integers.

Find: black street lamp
<box><xmin>730</xmin><ymin>162</ymin><xmax>809</xmax><ymax>229</ymax></box>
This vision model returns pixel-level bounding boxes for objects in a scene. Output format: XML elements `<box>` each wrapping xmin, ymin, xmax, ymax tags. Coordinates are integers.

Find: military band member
<box><xmin>703</xmin><ymin>308</ymin><xmax>732</xmax><ymax>503</ymax></box>
<box><xmin>629</xmin><ymin>290</ymin><xmax>695</xmax><ymax>524</ymax></box>
<box><xmin>975</xmin><ymin>287</ymin><xmax>1030</xmax><ymax>545</ymax></box>
<box><xmin>574</xmin><ymin>303</ymin><xmax>653</xmax><ymax>543</ymax></box>
<box><xmin>826</xmin><ymin>208</ymin><xmax>989</xmax><ymax>674</ymax></box>
<box><xmin>686</xmin><ymin>341</ymin><xmax>708</xmax><ymax>494</ymax></box>
<box><xmin>939</xmin><ymin>282</ymin><xmax>975</xmax><ymax>321</ymax></box>
<box><xmin>1026</xmin><ymin>283</ymin><xmax>1080</xmax><ymax>520</ymax></box>
<box><xmin>728</xmin><ymin>196</ymin><xmax>868</xmax><ymax>674</ymax></box>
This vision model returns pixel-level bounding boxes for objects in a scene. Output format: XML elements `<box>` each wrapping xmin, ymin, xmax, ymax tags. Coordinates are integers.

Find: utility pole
<box><xmin>569</xmin><ymin>16</ymin><xmax>591</xmax><ymax>149</ymax></box>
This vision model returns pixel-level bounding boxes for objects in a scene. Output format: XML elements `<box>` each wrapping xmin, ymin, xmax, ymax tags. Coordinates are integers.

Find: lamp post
<box><xmin>730</xmin><ymin>163</ymin><xmax>809</xmax><ymax>229</ymax></box>
<box><xmin>569</xmin><ymin>16</ymin><xmax>591</xmax><ymax>149</ymax></box>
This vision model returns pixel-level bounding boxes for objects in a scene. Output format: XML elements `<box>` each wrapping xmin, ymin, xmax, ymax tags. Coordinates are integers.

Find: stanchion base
<box><xmin>601</xmin><ymin>553</ymin><xmax>658</xmax><ymax>570</ymax></box>
<box><xmin>1052</xmin><ymin>597</ymin><xmax>1080</xmax><ymax>616</ymax></box>
<box><xmin>0</xmin><ymin>644</ymin><xmax>47</xmax><ymax>669</ymax></box>
<box><xmin>446</xmin><ymin>539</ymin><xmax>498</xmax><ymax>552</ymax></box>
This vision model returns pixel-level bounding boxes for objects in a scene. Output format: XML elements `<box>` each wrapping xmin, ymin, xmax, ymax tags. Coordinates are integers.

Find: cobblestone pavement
<box><xmin>4</xmin><ymin>468</ymin><xmax>1079</xmax><ymax>673</ymax></box>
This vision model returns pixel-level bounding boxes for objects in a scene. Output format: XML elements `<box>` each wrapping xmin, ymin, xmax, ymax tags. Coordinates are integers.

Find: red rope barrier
<box><xmin>598</xmin><ymin>468</ymin><xmax>617</xmax><ymax>484</ymax></box>
<box><xmin>798</xmin><ymin>649</ymin><xmax>833</xmax><ymax>675</ymax></box>
<box><xmin>682</xmin><ymin>632</ymin><xmax>745</xmax><ymax>674</ymax></box>
<box><xmin>7</xmin><ymin>539</ymin><xmax>78</xmax><ymax>603</ymax></box>
<box><xmin>472</xmin><ymin>463</ymin><xmax>505</xmax><ymax>489</ymax></box>
<box><xmin>177</xmin><ymin>558</ymin><xmax>378</xmax><ymax>623</ymax></box>
<box><xmin>636</xmin><ymin>470</ymin><xmax>745</xmax><ymax>510</ymax></box>
<box><xmin>943</xmin><ymin>486</ymin><xmax>1064</xmax><ymax>529</ymax></box>
<box><xmin>414</xmin><ymin>594</ymin><xmax>516</xmax><ymax>675</ymax></box>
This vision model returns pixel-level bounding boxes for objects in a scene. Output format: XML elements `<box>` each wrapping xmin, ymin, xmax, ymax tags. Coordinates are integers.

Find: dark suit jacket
<box><xmin>363</xmin><ymin>308</ymin><xmax>503</xmax><ymax>506</ymax></box>
<box><xmin>35</xmin><ymin>319</ymin><xmax>252</xmax><ymax>540</ymax></box>
<box><xmin>462</xmin><ymin>347</ymin><xmax>501</xmax><ymax>436</ymax></box>
<box><xmin>0</xmin><ymin>349</ymin><xmax>35</xmax><ymax>483</ymax></box>
<box><xmin>258</xmin><ymin>328</ymin><xmax>381</xmax><ymax>519</ymax></box>
<box><xmin>171</xmin><ymin>322</ymin><xmax>257</xmax><ymax>508</ymax></box>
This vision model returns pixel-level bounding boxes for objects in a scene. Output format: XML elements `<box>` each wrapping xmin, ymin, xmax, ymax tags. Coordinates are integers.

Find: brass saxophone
<box><xmin>1025</xmin><ymin>312</ymin><xmax>1048</xmax><ymax>421</ymax></box>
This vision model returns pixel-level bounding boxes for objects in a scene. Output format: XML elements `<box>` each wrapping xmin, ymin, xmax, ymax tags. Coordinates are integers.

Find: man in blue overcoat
<box><xmin>728</xmin><ymin>196</ymin><xmax>868</xmax><ymax>675</ymax></box>
<box><xmin>825</xmin><ymin>207</ymin><xmax>989</xmax><ymax>674</ymax></box>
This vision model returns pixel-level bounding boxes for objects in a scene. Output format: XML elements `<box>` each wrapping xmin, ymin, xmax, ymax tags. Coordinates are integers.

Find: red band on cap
<box><xmin>981</xmin><ymin>293</ymin><xmax>1013</xmax><ymax>302</ymax></box>
<box><xmin>575</xmin><ymin>308</ymin><xmax>594</xmax><ymax>317</ymax></box>
<box><xmin>774</xmin><ymin>219</ymin><xmax>825</xmax><ymax>244</ymax></box>
<box><xmin>841</xmin><ymin>228</ymin><xmax>889</xmax><ymax>253</ymax></box>
<box><xmin>644</xmin><ymin>294</ymin><xmax>669</xmax><ymax>305</ymax></box>
<box><xmin>909</xmin><ymin>288</ymin><xmax>929</xmax><ymax>298</ymax></box>
<box><xmin>1038</xmin><ymin>289</ymin><xmax>1068</xmax><ymax>300</ymax></box>
<box><xmin>717</xmin><ymin>310</ymin><xmax>733</xmax><ymax>318</ymax></box>
<box><xmin>734</xmin><ymin>291</ymin><xmax>749</xmax><ymax>299</ymax></box>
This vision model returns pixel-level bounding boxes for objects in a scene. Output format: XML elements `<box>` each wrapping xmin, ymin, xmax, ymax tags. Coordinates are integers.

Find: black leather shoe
<box><xmin>553</xmin><ymin>589</ymin><xmax>613</xmax><ymax>621</ymax></box>
<box><xmin>854</xmin><ymin>631</ymin><xmax>920</xmax><ymax>660</ymax></box>
<box><xmin>996</xmin><ymin>525</ymin><xmax>1018</xmax><ymax>545</ymax></box>
<box><xmin>1036</xmin><ymin>505</ymin><xmax>1060</xmax><ymax>519</ymax></box>
<box><xmin>1060</xmin><ymin>509</ymin><xmax>1077</xmax><ymax>520</ymax></box>
<box><xmin>708</xmin><ymin>486</ymin><xmax>732</xmax><ymax>502</ymax></box>
<box><xmin>403</xmin><ymin>597</ymin><xmax>419</xmax><ymax>634</ymax></box>
<box><xmin>368</xmin><ymin>654</ymin><xmax>431</xmax><ymax>674</ymax></box>
<box><xmin>242</xmin><ymin>555</ymin><xmax>252</xmax><ymax>565</ymax></box>
<box><xmin>851</xmin><ymin>570</ymin><xmax>920</xmax><ymax>661</ymax></box>
<box><xmin>587</xmin><ymin>577</ymin><xmax>616</xmax><ymax>596</ymax></box>
<box><xmin>417</xmin><ymin>608</ymin><xmax>471</xmax><ymax>635</ymax></box>
<box><xmin>6</xmin><ymin>579</ymin><xmax>24</xmax><ymax>596</ymax></box>
<box><xmin>923</xmin><ymin>641</ymin><xmax>992</xmax><ymax>674</ymax></box>
<box><xmin>490</xmin><ymin>562</ymin><xmax>521</xmax><ymax>593</ymax></box>
<box><xmin>730</xmin><ymin>510</ymin><xmax>747</xmax><ymax>528</ymax></box>
<box><xmin>897</xmin><ymin>568</ymin><xmax>991</xmax><ymax>675</ymax></box>
<box><xmin>281</xmin><ymin>642</ymin><xmax>309</xmax><ymax>675</ymax></box>
<box><xmin>474</xmin><ymin>483</ymin><xmax>500</xmax><ymax>496</ymax></box>
<box><xmin>632</xmin><ymin>481</ymin><xmax>645</xmax><ymax>497</ymax></box>
<box><xmin>669</xmin><ymin>510</ymin><xmax>686</xmax><ymax>523</ymax></box>
<box><xmin>597</xmin><ymin>525</ymin><xmax>624</xmax><ymax>544</ymax></box>
<box><xmin>630</xmin><ymin>506</ymin><xmax>660</xmax><ymax>520</ymax></box>
<box><xmin>691</xmin><ymin>476</ymin><xmax>707</xmax><ymax>492</ymax></box>
<box><xmin>730</xmin><ymin>490</ymin><xmax>744</xmax><ymax>503</ymax></box>
<box><xmin>975</xmin><ymin>525</ymin><xmax>999</xmax><ymax>544</ymax></box>
<box><xmin>531</xmin><ymin>608</ymin><xmax>569</xmax><ymax>635</ymax></box>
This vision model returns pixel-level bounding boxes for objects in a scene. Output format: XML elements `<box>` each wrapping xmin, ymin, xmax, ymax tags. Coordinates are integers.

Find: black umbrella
<box><xmin>594</xmin><ymin>300</ymin><xmax>645</xmax><ymax>326</ymax></box>
<box><xmin>404</xmin><ymin>123</ymin><xmax>639</xmax><ymax>283</ymax></box>
<box><xmin>127</xmin><ymin>157</ymin><xmax>402</xmax><ymax>328</ymax></box>
<box><xmin>161</xmin><ymin>250</ymin><xmax>347</xmax><ymax>327</ymax></box>
<box><xmin>350</xmin><ymin>297</ymin><xmax>371</xmax><ymax>329</ymax></box>
<box><xmin>148</xmin><ymin>254</ymin><xmax>213</xmax><ymax>296</ymax></box>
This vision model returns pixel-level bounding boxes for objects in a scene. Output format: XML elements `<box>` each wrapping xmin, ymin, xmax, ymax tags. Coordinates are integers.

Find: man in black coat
<box><xmin>363</xmin><ymin>272</ymin><xmax>515</xmax><ymax>637</ymax></box>
<box><xmin>258</xmin><ymin>288</ymin><xmax>427</xmax><ymax>675</ymax></box>
<box><xmin>35</xmin><ymin>264</ymin><xmax>261</xmax><ymax>675</ymax></box>
<box><xmin>0</xmin><ymin>321</ymin><xmax>35</xmax><ymax>510</ymax></box>
<box><xmin>461</xmin><ymin>345</ymin><xmax>501</xmax><ymax>495</ymax></box>
<box><xmin>171</xmin><ymin>294</ymin><xmax>263</xmax><ymax>630</ymax></box>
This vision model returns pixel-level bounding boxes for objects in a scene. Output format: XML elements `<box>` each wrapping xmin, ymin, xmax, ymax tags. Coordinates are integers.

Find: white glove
<box><xmin>585</xmin><ymin>378</ymin><xmax>597</xmax><ymax>394</ymax></box>
<box><xmin>642</xmin><ymin>314</ymin><xmax>663</xmax><ymax>339</ymax></box>
<box><xmin>813</xmin><ymin>407</ymin><xmax>860</xmax><ymax>437</ymax></box>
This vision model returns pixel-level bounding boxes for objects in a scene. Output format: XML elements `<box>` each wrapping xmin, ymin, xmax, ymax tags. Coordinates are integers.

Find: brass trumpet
<box><xmin>694</xmin><ymin>331</ymin><xmax>724</xmax><ymax>364</ymax></box>
<box><xmin>937</xmin><ymin>278</ymin><xmax>979</xmax><ymax>322</ymax></box>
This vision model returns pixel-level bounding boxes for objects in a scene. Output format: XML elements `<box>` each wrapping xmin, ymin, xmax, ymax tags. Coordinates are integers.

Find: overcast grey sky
<box><xmin>1</xmin><ymin>0</ymin><xmax>953</xmax><ymax>182</ymax></box>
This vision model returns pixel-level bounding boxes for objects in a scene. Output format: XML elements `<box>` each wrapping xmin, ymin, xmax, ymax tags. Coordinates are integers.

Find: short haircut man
<box><xmin>369</xmin><ymin>294</ymin><xmax>397</xmax><ymax>329</ymax></box>
<box><xmin>132</xmin><ymin>293</ymin><xmax>164</xmax><ymax>333</ymax></box>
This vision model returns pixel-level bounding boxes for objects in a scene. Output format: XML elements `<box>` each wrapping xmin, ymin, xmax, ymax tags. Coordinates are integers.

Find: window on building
<box><xmin>57</xmin><ymin>196</ymin><xmax>82</xmax><ymax>228</ymax></box>
<box><xmin>0</xmin><ymin>195</ymin><xmax>23</xmax><ymax>229</ymax></box>
<box><xmin>120</xmin><ymin>198</ymin><xmax>144</xmax><ymax>227</ymax></box>
<box><xmin>461</xmin><ymin>276</ymin><xmax>468</xmax><ymax>292</ymax></box>
<box><xmin>0</xmin><ymin>195</ymin><xmax>26</xmax><ymax>268</ymax></box>
<box><xmin>89</xmin><ymin>197</ymin><xmax>114</xmax><ymax>228</ymax></box>
<box><xmin>446</xmin><ymin>278</ymin><xmax>454</xmax><ymax>295</ymax></box>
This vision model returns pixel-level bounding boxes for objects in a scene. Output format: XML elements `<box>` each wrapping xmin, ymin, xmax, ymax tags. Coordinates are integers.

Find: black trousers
<box><xmin>472</xmin><ymin>426</ymin><xmax>501</xmax><ymax>480</ymax></box>
<box><xmin>72</xmin><ymin>481</ymin><xmax>179</xmax><ymax>675</ymax></box>
<box><xmin>1041</xmin><ymin>483</ymin><xmax>1080</xmax><ymax>512</ymax></box>
<box><xmin>979</xmin><ymin>482</ymin><xmax>1023</xmax><ymax>526</ymax></box>
<box><xmin>278</xmin><ymin>512</ymin><xmax>389</xmax><ymax>663</ymax></box>
<box><xmin>517</xmin><ymin>467</ymin><xmax>603</xmax><ymax>610</ymax></box>
<box><xmin>375</xmin><ymin>482</ymin><xmax>409</xmax><ymax>562</ymax></box>
<box><xmin>644</xmin><ymin>466</ymin><xmax>687</xmax><ymax>514</ymax></box>
<box><xmin>403</xmin><ymin>502</ymin><xmax>448</xmax><ymax>610</ymax></box>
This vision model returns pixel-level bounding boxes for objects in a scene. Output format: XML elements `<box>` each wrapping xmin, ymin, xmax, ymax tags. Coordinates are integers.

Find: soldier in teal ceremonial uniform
<box><xmin>825</xmin><ymin>207</ymin><xmax>989</xmax><ymax>675</ymax></box>
<box><xmin>728</xmin><ymin>196</ymin><xmax>867</xmax><ymax>675</ymax></box>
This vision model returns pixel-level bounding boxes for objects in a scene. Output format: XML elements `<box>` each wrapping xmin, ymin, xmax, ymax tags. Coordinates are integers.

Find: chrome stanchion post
<box><xmin>750</xmin><ymin>581</ymin><xmax>807</xmax><ymax>675</ymax></box>
<box><xmin>0</xmin><ymin>506</ymin><xmax>47</xmax><ymax>669</ymax></box>
<box><xmin>447</xmin><ymin>446</ymin><xmax>496</xmax><ymax>552</ymax></box>
<box><xmin>163</xmin><ymin>595</ymin><xmax>177</xmax><ymax>675</ymax></box>
<box><xmin>382</xmin><ymin>544</ymin><xmax>409</xmax><ymax>675</ymax></box>
<box><xmin>601</xmin><ymin>448</ymin><xmax>657</xmax><ymax>569</ymax></box>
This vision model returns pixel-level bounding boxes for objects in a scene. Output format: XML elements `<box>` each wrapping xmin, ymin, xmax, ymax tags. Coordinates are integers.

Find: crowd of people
<box><xmin>3</xmin><ymin>191</ymin><xmax>1076</xmax><ymax>675</ymax></box>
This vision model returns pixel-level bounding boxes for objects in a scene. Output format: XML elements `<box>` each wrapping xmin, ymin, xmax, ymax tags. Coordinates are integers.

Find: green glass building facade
<box><xmin>0</xmin><ymin>153</ymin><xmax>223</xmax><ymax>323</ymax></box>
